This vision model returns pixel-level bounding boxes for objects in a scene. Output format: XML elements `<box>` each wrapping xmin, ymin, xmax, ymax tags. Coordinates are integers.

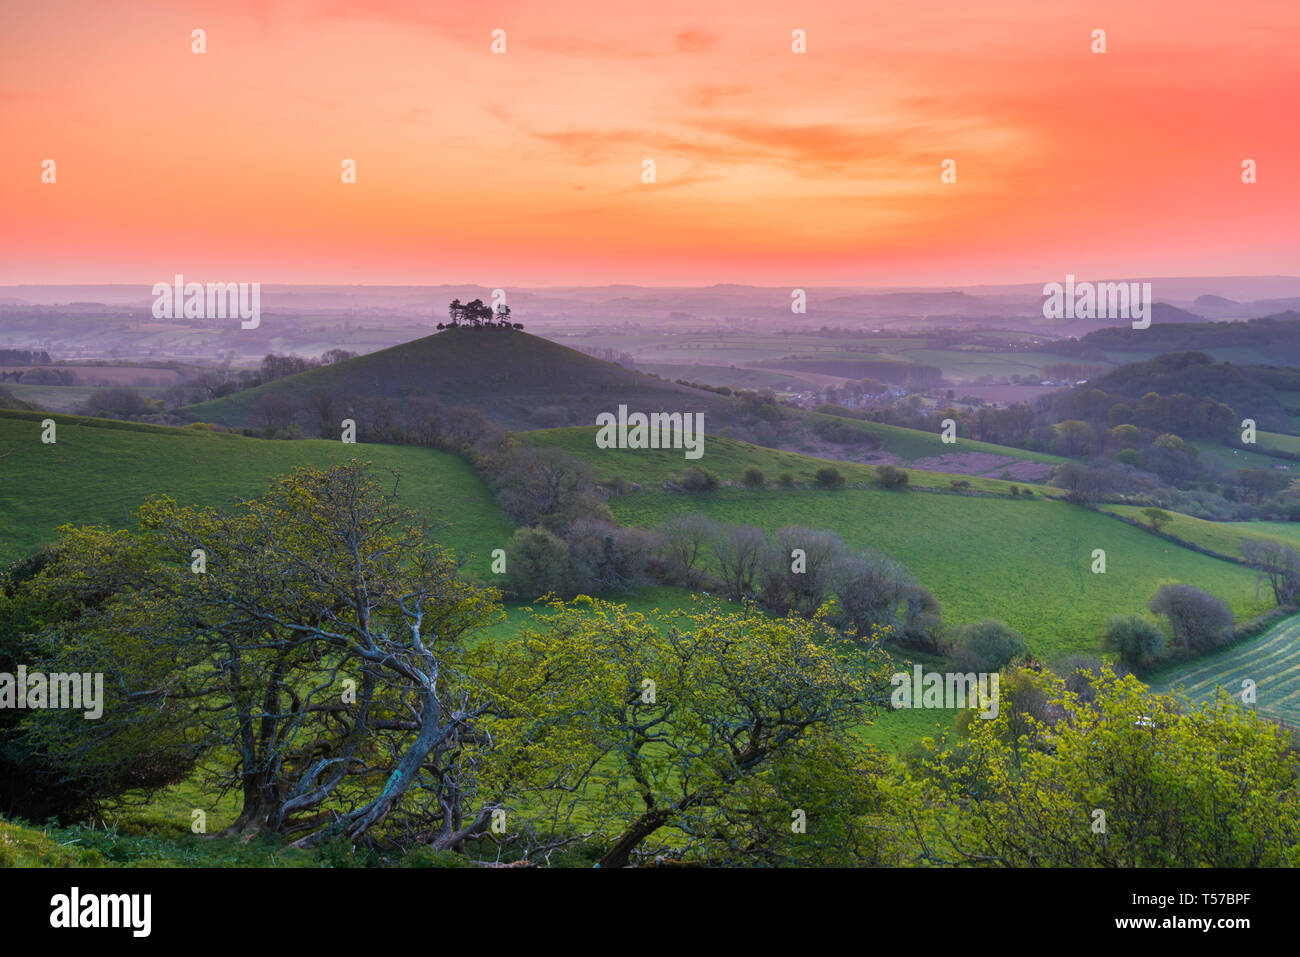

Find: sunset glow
<box><xmin>3</xmin><ymin>0</ymin><xmax>1298</xmax><ymax>285</ymax></box>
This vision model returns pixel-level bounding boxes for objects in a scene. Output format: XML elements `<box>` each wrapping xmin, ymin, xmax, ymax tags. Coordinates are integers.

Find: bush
<box><xmin>491</xmin><ymin>447</ymin><xmax>610</xmax><ymax>532</ymax></box>
<box><xmin>875</xmin><ymin>465</ymin><xmax>909</xmax><ymax>490</ymax></box>
<box><xmin>709</xmin><ymin>523</ymin><xmax>768</xmax><ymax>599</ymax></box>
<box><xmin>676</xmin><ymin>467</ymin><xmax>720</xmax><ymax>492</ymax></box>
<box><xmin>831</xmin><ymin>549</ymin><xmax>941</xmax><ymax>650</ymax></box>
<box><xmin>81</xmin><ymin>388</ymin><xmax>160</xmax><ymax>420</ymax></box>
<box><xmin>656</xmin><ymin>513</ymin><xmax>717</xmax><ymax>586</ymax></box>
<box><xmin>1141</xmin><ymin>507</ymin><xmax>1173</xmax><ymax>532</ymax></box>
<box><xmin>505</xmin><ymin>526</ymin><xmax>574</xmax><ymax>599</ymax></box>
<box><xmin>951</xmin><ymin>620</ymin><xmax>1027</xmax><ymax>671</ymax></box>
<box><xmin>1102</xmin><ymin>615</ymin><xmax>1167</xmax><ymax>672</ymax></box>
<box><xmin>563</xmin><ymin>519</ymin><xmax>659</xmax><ymax>593</ymax></box>
<box><xmin>1240</xmin><ymin>540</ymin><xmax>1300</xmax><ymax>605</ymax></box>
<box><xmin>1049</xmin><ymin>461</ymin><xmax>1116</xmax><ymax>504</ymax></box>
<box><xmin>0</xmin><ymin>547</ymin><xmax>198</xmax><ymax>821</ymax></box>
<box><xmin>742</xmin><ymin>467</ymin><xmax>765</xmax><ymax>489</ymax></box>
<box><xmin>778</xmin><ymin>472</ymin><xmax>796</xmax><ymax>488</ymax></box>
<box><xmin>814</xmin><ymin>467</ymin><xmax>845</xmax><ymax>489</ymax></box>
<box><xmin>530</xmin><ymin>405</ymin><xmax>571</xmax><ymax>428</ymax></box>
<box><xmin>810</xmin><ymin>416</ymin><xmax>881</xmax><ymax>447</ymax></box>
<box><xmin>1148</xmin><ymin>583</ymin><xmax>1234</xmax><ymax>654</ymax></box>
<box><xmin>758</xmin><ymin>527</ymin><xmax>847</xmax><ymax>617</ymax></box>
<box><xmin>950</xmin><ymin>479</ymin><xmax>971</xmax><ymax>492</ymax></box>
<box><xmin>599</xmin><ymin>474</ymin><xmax>630</xmax><ymax>497</ymax></box>
<box><xmin>1054</xmin><ymin>654</ymin><xmax>1114</xmax><ymax>701</ymax></box>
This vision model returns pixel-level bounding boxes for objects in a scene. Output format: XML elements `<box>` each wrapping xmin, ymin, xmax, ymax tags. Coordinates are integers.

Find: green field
<box><xmin>1191</xmin><ymin>439</ymin><xmax>1299</xmax><ymax>476</ymax></box>
<box><xmin>1152</xmin><ymin>613</ymin><xmax>1300</xmax><ymax>727</ymax></box>
<box><xmin>0</xmin><ymin>410</ymin><xmax>515</xmax><ymax>571</ymax></box>
<box><xmin>526</xmin><ymin>424</ymin><xmax>1060</xmax><ymax>494</ymax></box>
<box><xmin>1258</xmin><ymin>430</ymin><xmax>1300</xmax><ymax>455</ymax></box>
<box><xmin>886</xmin><ymin>348</ymin><xmax>1100</xmax><ymax>381</ymax></box>
<box><xmin>1230</xmin><ymin>521</ymin><xmax>1300</xmax><ymax>547</ymax></box>
<box><xmin>854</xmin><ymin>701</ymin><xmax>961</xmax><ymax>749</ymax></box>
<box><xmin>1100</xmin><ymin>505</ymin><xmax>1300</xmax><ymax>559</ymax></box>
<box><xmin>635</xmin><ymin>363</ymin><xmax>816</xmax><ymax>391</ymax></box>
<box><xmin>5</xmin><ymin>383</ymin><xmax>171</xmax><ymax>412</ymax></box>
<box><xmin>3</xmin><ymin>408</ymin><xmax>1271</xmax><ymax>664</ymax></box>
<box><xmin>2</xmin><ymin>405</ymin><xmax>1279</xmax><ymax>764</ymax></box>
<box><xmin>753</xmin><ymin>354</ymin><xmax>936</xmax><ymax>382</ymax></box>
<box><xmin>609</xmin><ymin>488</ymin><xmax>1271</xmax><ymax>660</ymax></box>
<box><xmin>801</xmin><ymin>412</ymin><xmax>1065</xmax><ymax>465</ymax></box>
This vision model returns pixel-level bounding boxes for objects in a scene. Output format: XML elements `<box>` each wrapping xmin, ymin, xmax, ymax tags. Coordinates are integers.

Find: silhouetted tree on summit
<box><xmin>439</xmin><ymin>298</ymin><xmax>523</xmax><ymax>331</ymax></box>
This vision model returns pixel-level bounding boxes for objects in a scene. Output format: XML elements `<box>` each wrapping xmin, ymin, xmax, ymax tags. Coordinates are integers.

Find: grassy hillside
<box><xmin>179</xmin><ymin>328</ymin><xmax>1067</xmax><ymax>487</ymax></box>
<box><xmin>1101</xmin><ymin>505</ymin><xmax>1300</xmax><ymax>558</ymax></box>
<box><xmin>1152</xmin><ymin>613</ymin><xmax>1300</xmax><ymax>727</ymax></box>
<box><xmin>609</xmin><ymin>488</ymin><xmax>1270</xmax><ymax>660</ymax></box>
<box><xmin>0</xmin><ymin>410</ymin><xmax>514</xmax><ymax>570</ymax></box>
<box><xmin>1229</xmin><ymin>521</ymin><xmax>1300</xmax><ymax>547</ymax></box>
<box><xmin>183</xmin><ymin>328</ymin><xmax>745</xmax><ymax>432</ymax></box>
<box><xmin>1192</xmin><ymin>439</ymin><xmax>1299</xmax><ymax>476</ymax></box>
<box><xmin>801</xmin><ymin>411</ymin><xmax>1064</xmax><ymax>466</ymax></box>
<box><xmin>524</xmin><ymin>426</ymin><xmax>1054</xmax><ymax>494</ymax></box>
<box><xmin>3</xmin><ymin>406</ymin><xmax>1267</xmax><ymax>664</ymax></box>
<box><xmin>1258</xmin><ymin>430</ymin><xmax>1300</xmax><ymax>454</ymax></box>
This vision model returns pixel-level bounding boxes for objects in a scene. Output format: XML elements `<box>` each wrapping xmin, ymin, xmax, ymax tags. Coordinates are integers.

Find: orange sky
<box><xmin>2</xmin><ymin>0</ymin><xmax>1297</xmax><ymax>286</ymax></box>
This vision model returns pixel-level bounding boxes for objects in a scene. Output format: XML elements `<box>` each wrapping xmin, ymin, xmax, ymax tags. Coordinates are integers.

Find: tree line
<box><xmin>436</xmin><ymin>298</ymin><xmax>523</xmax><ymax>330</ymax></box>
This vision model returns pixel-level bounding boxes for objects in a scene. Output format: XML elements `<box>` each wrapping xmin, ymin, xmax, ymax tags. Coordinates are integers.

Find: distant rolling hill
<box><xmin>184</xmin><ymin>328</ymin><xmax>746</xmax><ymax>432</ymax></box>
<box><xmin>1077</xmin><ymin>313</ymin><xmax>1300</xmax><ymax>365</ymax></box>
<box><xmin>182</xmin><ymin>327</ymin><xmax>1063</xmax><ymax>477</ymax></box>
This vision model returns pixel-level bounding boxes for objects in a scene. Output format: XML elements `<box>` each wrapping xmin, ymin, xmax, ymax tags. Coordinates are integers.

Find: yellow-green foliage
<box><xmin>486</xmin><ymin>596</ymin><xmax>899</xmax><ymax>866</ymax></box>
<box><xmin>910</xmin><ymin>667</ymin><xmax>1300</xmax><ymax>866</ymax></box>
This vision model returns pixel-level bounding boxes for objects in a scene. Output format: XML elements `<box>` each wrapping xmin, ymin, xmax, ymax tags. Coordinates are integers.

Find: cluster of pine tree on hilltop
<box><xmin>437</xmin><ymin>297</ymin><xmax>524</xmax><ymax>330</ymax></box>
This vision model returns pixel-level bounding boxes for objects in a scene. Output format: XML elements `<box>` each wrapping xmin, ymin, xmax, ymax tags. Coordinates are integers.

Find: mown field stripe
<box><xmin>1152</xmin><ymin>615</ymin><xmax>1300</xmax><ymax>725</ymax></box>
